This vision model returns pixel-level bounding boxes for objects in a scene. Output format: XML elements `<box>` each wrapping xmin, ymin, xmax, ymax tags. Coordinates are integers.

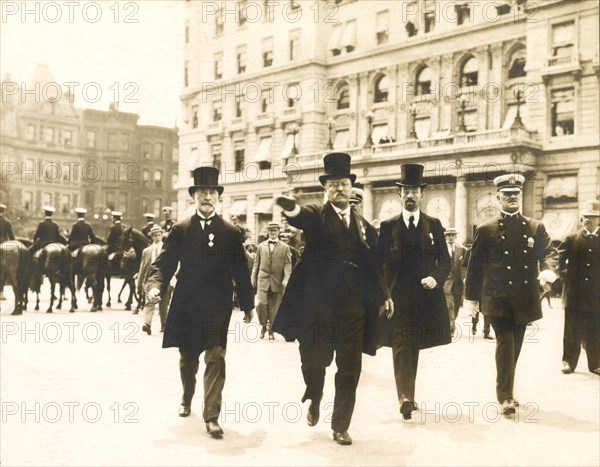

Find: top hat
<box><xmin>493</xmin><ymin>173</ymin><xmax>525</xmax><ymax>192</ymax></box>
<box><xmin>267</xmin><ymin>222</ymin><xmax>281</xmax><ymax>230</ymax></box>
<box><xmin>395</xmin><ymin>164</ymin><xmax>427</xmax><ymax>188</ymax></box>
<box><xmin>581</xmin><ymin>199</ymin><xmax>600</xmax><ymax>217</ymax></box>
<box><xmin>148</xmin><ymin>224</ymin><xmax>164</xmax><ymax>236</ymax></box>
<box><xmin>0</xmin><ymin>203</ymin><xmax>6</xmax><ymax>213</ymax></box>
<box><xmin>144</xmin><ymin>213</ymin><xmax>156</xmax><ymax>220</ymax></box>
<box><xmin>349</xmin><ymin>187</ymin><xmax>364</xmax><ymax>204</ymax></box>
<box><xmin>319</xmin><ymin>153</ymin><xmax>357</xmax><ymax>186</ymax></box>
<box><xmin>111</xmin><ymin>211</ymin><xmax>123</xmax><ymax>219</ymax></box>
<box><xmin>189</xmin><ymin>167</ymin><xmax>224</xmax><ymax>197</ymax></box>
<box><xmin>444</xmin><ymin>227</ymin><xmax>458</xmax><ymax>235</ymax></box>
<box><xmin>43</xmin><ymin>205</ymin><xmax>55</xmax><ymax>215</ymax></box>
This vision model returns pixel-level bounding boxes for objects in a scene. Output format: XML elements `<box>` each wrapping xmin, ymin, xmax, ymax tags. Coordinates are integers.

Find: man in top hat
<box><xmin>349</xmin><ymin>187</ymin><xmax>365</xmax><ymax>218</ymax></box>
<box><xmin>443</xmin><ymin>228</ymin><xmax>467</xmax><ymax>336</ymax></box>
<box><xmin>160</xmin><ymin>207</ymin><xmax>176</xmax><ymax>233</ymax></box>
<box><xmin>146</xmin><ymin>166</ymin><xmax>254</xmax><ymax>438</ymax></box>
<box><xmin>465</xmin><ymin>173</ymin><xmax>557</xmax><ymax>415</ymax></box>
<box><xmin>274</xmin><ymin>152</ymin><xmax>389</xmax><ymax>445</ymax></box>
<box><xmin>251</xmin><ymin>221</ymin><xmax>292</xmax><ymax>341</ymax></box>
<box><xmin>30</xmin><ymin>206</ymin><xmax>64</xmax><ymax>254</ymax></box>
<box><xmin>558</xmin><ymin>199</ymin><xmax>600</xmax><ymax>376</ymax></box>
<box><xmin>141</xmin><ymin>213</ymin><xmax>156</xmax><ymax>237</ymax></box>
<box><xmin>106</xmin><ymin>211</ymin><xmax>125</xmax><ymax>261</ymax></box>
<box><xmin>0</xmin><ymin>203</ymin><xmax>15</xmax><ymax>244</ymax></box>
<box><xmin>138</xmin><ymin>225</ymin><xmax>168</xmax><ymax>334</ymax></box>
<box><xmin>68</xmin><ymin>208</ymin><xmax>97</xmax><ymax>252</ymax></box>
<box><xmin>377</xmin><ymin>163</ymin><xmax>451</xmax><ymax>420</ymax></box>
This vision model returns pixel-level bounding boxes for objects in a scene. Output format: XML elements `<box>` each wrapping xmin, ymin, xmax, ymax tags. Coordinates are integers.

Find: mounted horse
<box><xmin>0</xmin><ymin>240</ymin><xmax>31</xmax><ymax>315</ymax></box>
<box><xmin>73</xmin><ymin>242</ymin><xmax>108</xmax><ymax>312</ymax></box>
<box><xmin>31</xmin><ymin>243</ymin><xmax>76</xmax><ymax>313</ymax></box>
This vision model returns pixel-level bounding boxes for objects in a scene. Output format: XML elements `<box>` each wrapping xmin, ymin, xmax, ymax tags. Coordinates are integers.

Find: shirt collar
<box><xmin>402</xmin><ymin>209</ymin><xmax>420</xmax><ymax>226</ymax></box>
<box><xmin>584</xmin><ymin>227</ymin><xmax>599</xmax><ymax>236</ymax></box>
<box><xmin>77</xmin><ymin>218</ymin><xmax>85</xmax><ymax>222</ymax></box>
<box><xmin>197</xmin><ymin>210</ymin><xmax>216</xmax><ymax>221</ymax></box>
<box><xmin>500</xmin><ymin>209</ymin><xmax>520</xmax><ymax>218</ymax></box>
<box><xmin>330</xmin><ymin>203</ymin><xmax>351</xmax><ymax>218</ymax></box>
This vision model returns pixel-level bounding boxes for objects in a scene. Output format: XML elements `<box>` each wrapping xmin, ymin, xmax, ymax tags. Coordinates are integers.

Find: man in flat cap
<box><xmin>274</xmin><ymin>152</ymin><xmax>389</xmax><ymax>446</ymax></box>
<box><xmin>465</xmin><ymin>173</ymin><xmax>557</xmax><ymax>415</ymax></box>
<box><xmin>443</xmin><ymin>228</ymin><xmax>467</xmax><ymax>336</ymax></box>
<box><xmin>251</xmin><ymin>221</ymin><xmax>292</xmax><ymax>341</ymax></box>
<box><xmin>146</xmin><ymin>166</ymin><xmax>254</xmax><ymax>438</ymax></box>
<box><xmin>30</xmin><ymin>206</ymin><xmax>64</xmax><ymax>254</ymax></box>
<box><xmin>377</xmin><ymin>163</ymin><xmax>451</xmax><ymax>421</ymax></box>
<box><xmin>138</xmin><ymin>225</ymin><xmax>168</xmax><ymax>335</ymax></box>
<box><xmin>558</xmin><ymin>199</ymin><xmax>600</xmax><ymax>376</ymax></box>
<box><xmin>141</xmin><ymin>213</ymin><xmax>156</xmax><ymax>237</ymax></box>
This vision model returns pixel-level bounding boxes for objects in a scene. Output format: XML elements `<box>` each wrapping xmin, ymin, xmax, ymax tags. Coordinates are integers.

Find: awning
<box><xmin>542</xmin><ymin>210</ymin><xmax>578</xmax><ymax>242</ymax></box>
<box><xmin>341</xmin><ymin>21</ymin><xmax>356</xmax><ymax>49</ymax></box>
<box><xmin>254</xmin><ymin>136</ymin><xmax>272</xmax><ymax>162</ymax></box>
<box><xmin>253</xmin><ymin>197</ymin><xmax>273</xmax><ymax>214</ymax></box>
<box><xmin>328</xmin><ymin>24</ymin><xmax>342</xmax><ymax>51</ymax></box>
<box><xmin>334</xmin><ymin>129</ymin><xmax>349</xmax><ymax>150</ymax></box>
<box><xmin>372</xmin><ymin>124</ymin><xmax>388</xmax><ymax>144</ymax></box>
<box><xmin>229</xmin><ymin>199</ymin><xmax>247</xmax><ymax>216</ymax></box>
<box><xmin>545</xmin><ymin>175</ymin><xmax>577</xmax><ymax>199</ymax></box>
<box><xmin>280</xmin><ymin>133</ymin><xmax>294</xmax><ymax>159</ymax></box>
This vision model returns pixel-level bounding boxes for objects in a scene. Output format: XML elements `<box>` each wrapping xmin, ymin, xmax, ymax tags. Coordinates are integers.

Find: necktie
<box><xmin>340</xmin><ymin>212</ymin><xmax>349</xmax><ymax>229</ymax></box>
<box><xmin>409</xmin><ymin>215</ymin><xmax>416</xmax><ymax>231</ymax></box>
<box><xmin>199</xmin><ymin>216</ymin><xmax>211</xmax><ymax>229</ymax></box>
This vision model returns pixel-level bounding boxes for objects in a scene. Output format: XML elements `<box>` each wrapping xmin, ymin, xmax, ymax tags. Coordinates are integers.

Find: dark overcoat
<box><xmin>559</xmin><ymin>230</ymin><xmax>599</xmax><ymax>313</ymax></box>
<box><xmin>68</xmin><ymin>220</ymin><xmax>97</xmax><ymax>250</ymax></box>
<box><xmin>146</xmin><ymin>213</ymin><xmax>253</xmax><ymax>353</ymax></box>
<box><xmin>33</xmin><ymin>218</ymin><xmax>62</xmax><ymax>247</ymax></box>
<box><xmin>273</xmin><ymin>203</ymin><xmax>389</xmax><ymax>356</ymax></box>
<box><xmin>465</xmin><ymin>213</ymin><xmax>556</xmax><ymax>325</ymax></box>
<box><xmin>377</xmin><ymin>212</ymin><xmax>452</xmax><ymax>350</ymax></box>
<box><xmin>0</xmin><ymin>216</ymin><xmax>15</xmax><ymax>243</ymax></box>
<box><xmin>106</xmin><ymin>222</ymin><xmax>124</xmax><ymax>253</ymax></box>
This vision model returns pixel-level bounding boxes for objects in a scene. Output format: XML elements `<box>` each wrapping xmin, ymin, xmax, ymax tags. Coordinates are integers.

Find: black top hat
<box><xmin>318</xmin><ymin>152</ymin><xmax>357</xmax><ymax>186</ymax></box>
<box><xmin>395</xmin><ymin>163</ymin><xmax>427</xmax><ymax>188</ymax></box>
<box><xmin>189</xmin><ymin>167</ymin><xmax>224</xmax><ymax>197</ymax></box>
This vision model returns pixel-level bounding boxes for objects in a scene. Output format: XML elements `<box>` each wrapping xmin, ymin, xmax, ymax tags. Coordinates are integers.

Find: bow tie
<box><xmin>268</xmin><ymin>240</ymin><xmax>277</xmax><ymax>244</ymax></box>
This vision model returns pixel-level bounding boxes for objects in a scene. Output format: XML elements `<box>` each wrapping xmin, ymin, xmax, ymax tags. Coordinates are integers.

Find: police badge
<box><xmin>527</xmin><ymin>237</ymin><xmax>534</xmax><ymax>248</ymax></box>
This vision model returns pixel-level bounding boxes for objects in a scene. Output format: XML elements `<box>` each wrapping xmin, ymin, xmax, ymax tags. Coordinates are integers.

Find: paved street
<box><xmin>1</xmin><ymin>280</ymin><xmax>599</xmax><ymax>466</ymax></box>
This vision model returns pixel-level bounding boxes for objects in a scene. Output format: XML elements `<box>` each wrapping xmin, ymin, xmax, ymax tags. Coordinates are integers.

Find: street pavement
<box><xmin>1</xmin><ymin>280</ymin><xmax>599</xmax><ymax>466</ymax></box>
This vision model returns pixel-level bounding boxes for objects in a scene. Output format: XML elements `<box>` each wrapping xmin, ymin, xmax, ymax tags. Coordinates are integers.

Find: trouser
<box><xmin>179</xmin><ymin>346</ymin><xmax>226</xmax><ymax>422</ymax></box>
<box><xmin>563</xmin><ymin>309</ymin><xmax>600</xmax><ymax>372</ymax></box>
<box><xmin>445</xmin><ymin>291</ymin><xmax>458</xmax><ymax>331</ymax></box>
<box><xmin>143</xmin><ymin>287</ymin><xmax>172</xmax><ymax>328</ymax></box>
<box><xmin>489</xmin><ymin>316</ymin><xmax>526</xmax><ymax>403</ymax></box>
<box><xmin>473</xmin><ymin>311</ymin><xmax>491</xmax><ymax>335</ymax></box>
<box><xmin>299</xmin><ymin>316</ymin><xmax>365</xmax><ymax>433</ymax></box>
<box><xmin>257</xmin><ymin>287</ymin><xmax>283</xmax><ymax>332</ymax></box>
<box><xmin>391</xmin><ymin>320</ymin><xmax>420</xmax><ymax>405</ymax></box>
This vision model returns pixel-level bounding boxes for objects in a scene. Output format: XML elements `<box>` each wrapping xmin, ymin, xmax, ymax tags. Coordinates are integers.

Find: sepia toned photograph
<box><xmin>1</xmin><ymin>1</ymin><xmax>599</xmax><ymax>465</ymax></box>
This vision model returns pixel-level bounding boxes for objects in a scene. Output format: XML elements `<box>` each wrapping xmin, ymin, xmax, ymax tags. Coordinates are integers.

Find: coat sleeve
<box><xmin>465</xmin><ymin>225</ymin><xmax>485</xmax><ymax>302</ymax></box>
<box><xmin>137</xmin><ymin>249</ymin><xmax>149</xmax><ymax>289</ymax></box>
<box><xmin>558</xmin><ymin>234</ymin><xmax>573</xmax><ymax>275</ymax></box>
<box><xmin>430</xmin><ymin>219</ymin><xmax>451</xmax><ymax>287</ymax></box>
<box><xmin>283</xmin><ymin>244</ymin><xmax>292</xmax><ymax>283</ymax></box>
<box><xmin>229</xmin><ymin>229</ymin><xmax>254</xmax><ymax>311</ymax></box>
<box><xmin>146</xmin><ymin>224</ymin><xmax>181</xmax><ymax>295</ymax></box>
<box><xmin>535</xmin><ymin>221</ymin><xmax>558</xmax><ymax>272</ymax></box>
<box><xmin>251</xmin><ymin>245</ymin><xmax>261</xmax><ymax>286</ymax></box>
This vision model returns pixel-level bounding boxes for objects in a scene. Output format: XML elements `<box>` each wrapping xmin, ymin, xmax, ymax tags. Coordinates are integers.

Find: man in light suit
<box><xmin>252</xmin><ymin>222</ymin><xmax>292</xmax><ymax>341</ymax></box>
<box><xmin>146</xmin><ymin>166</ymin><xmax>254</xmax><ymax>438</ymax></box>
<box><xmin>443</xmin><ymin>228</ymin><xmax>467</xmax><ymax>336</ymax></box>
<box><xmin>138</xmin><ymin>225</ymin><xmax>167</xmax><ymax>335</ymax></box>
<box><xmin>377</xmin><ymin>163</ymin><xmax>452</xmax><ymax>421</ymax></box>
<box><xmin>465</xmin><ymin>174</ymin><xmax>557</xmax><ymax>415</ymax></box>
<box><xmin>559</xmin><ymin>199</ymin><xmax>600</xmax><ymax>375</ymax></box>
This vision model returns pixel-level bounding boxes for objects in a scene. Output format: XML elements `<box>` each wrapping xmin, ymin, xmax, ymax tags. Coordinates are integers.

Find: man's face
<box><xmin>582</xmin><ymin>214</ymin><xmax>600</xmax><ymax>232</ymax></box>
<box><xmin>497</xmin><ymin>189</ymin><xmax>521</xmax><ymax>213</ymax></box>
<box><xmin>445</xmin><ymin>233</ymin><xmax>456</xmax><ymax>245</ymax></box>
<box><xmin>325</xmin><ymin>177</ymin><xmax>352</xmax><ymax>209</ymax></box>
<box><xmin>399</xmin><ymin>186</ymin><xmax>423</xmax><ymax>212</ymax></box>
<box><xmin>193</xmin><ymin>188</ymin><xmax>219</xmax><ymax>216</ymax></box>
<box><xmin>268</xmin><ymin>227</ymin><xmax>279</xmax><ymax>240</ymax></box>
<box><xmin>164</xmin><ymin>211</ymin><xmax>172</xmax><ymax>220</ymax></box>
<box><xmin>150</xmin><ymin>232</ymin><xmax>162</xmax><ymax>244</ymax></box>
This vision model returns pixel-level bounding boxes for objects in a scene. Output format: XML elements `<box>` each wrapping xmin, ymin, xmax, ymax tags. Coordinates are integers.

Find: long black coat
<box><xmin>33</xmin><ymin>218</ymin><xmax>62</xmax><ymax>247</ymax></box>
<box><xmin>559</xmin><ymin>230</ymin><xmax>599</xmax><ymax>313</ymax></box>
<box><xmin>106</xmin><ymin>222</ymin><xmax>124</xmax><ymax>253</ymax></box>
<box><xmin>146</xmin><ymin>213</ymin><xmax>254</xmax><ymax>353</ymax></box>
<box><xmin>377</xmin><ymin>212</ymin><xmax>452</xmax><ymax>350</ymax></box>
<box><xmin>465</xmin><ymin>213</ymin><xmax>556</xmax><ymax>325</ymax></box>
<box><xmin>0</xmin><ymin>216</ymin><xmax>15</xmax><ymax>243</ymax></box>
<box><xmin>68</xmin><ymin>220</ymin><xmax>97</xmax><ymax>249</ymax></box>
<box><xmin>273</xmin><ymin>203</ymin><xmax>389</xmax><ymax>356</ymax></box>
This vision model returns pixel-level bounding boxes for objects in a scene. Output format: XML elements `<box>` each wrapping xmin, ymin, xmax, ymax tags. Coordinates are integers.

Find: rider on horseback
<box><xmin>0</xmin><ymin>203</ymin><xmax>15</xmax><ymax>243</ymax></box>
<box><xmin>30</xmin><ymin>206</ymin><xmax>64</xmax><ymax>254</ymax></box>
<box><xmin>107</xmin><ymin>211</ymin><xmax>125</xmax><ymax>267</ymax></box>
<box><xmin>68</xmin><ymin>208</ymin><xmax>98</xmax><ymax>274</ymax></box>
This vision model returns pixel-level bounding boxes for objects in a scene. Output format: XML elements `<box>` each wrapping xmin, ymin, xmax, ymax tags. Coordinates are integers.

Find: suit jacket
<box><xmin>68</xmin><ymin>220</ymin><xmax>97</xmax><ymax>249</ymax></box>
<box><xmin>273</xmin><ymin>202</ymin><xmax>389</xmax><ymax>356</ymax></box>
<box><xmin>252</xmin><ymin>240</ymin><xmax>292</xmax><ymax>293</ymax></box>
<box><xmin>377</xmin><ymin>212</ymin><xmax>452</xmax><ymax>350</ymax></box>
<box><xmin>0</xmin><ymin>215</ymin><xmax>15</xmax><ymax>243</ymax></box>
<box><xmin>443</xmin><ymin>243</ymin><xmax>467</xmax><ymax>298</ymax></box>
<box><xmin>465</xmin><ymin>213</ymin><xmax>556</xmax><ymax>324</ymax></box>
<box><xmin>33</xmin><ymin>218</ymin><xmax>62</xmax><ymax>246</ymax></box>
<box><xmin>137</xmin><ymin>242</ymin><xmax>162</xmax><ymax>290</ymax></box>
<box><xmin>559</xmin><ymin>230</ymin><xmax>599</xmax><ymax>313</ymax></box>
<box><xmin>146</xmin><ymin>213</ymin><xmax>253</xmax><ymax>353</ymax></box>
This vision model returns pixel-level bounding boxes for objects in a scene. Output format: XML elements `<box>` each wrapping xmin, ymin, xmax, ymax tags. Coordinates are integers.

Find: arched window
<box><xmin>416</xmin><ymin>67</ymin><xmax>432</xmax><ymax>95</ymax></box>
<box><xmin>374</xmin><ymin>74</ymin><xmax>389</xmax><ymax>103</ymax></box>
<box><xmin>337</xmin><ymin>84</ymin><xmax>350</xmax><ymax>110</ymax></box>
<box><xmin>460</xmin><ymin>57</ymin><xmax>478</xmax><ymax>87</ymax></box>
<box><xmin>508</xmin><ymin>48</ymin><xmax>526</xmax><ymax>79</ymax></box>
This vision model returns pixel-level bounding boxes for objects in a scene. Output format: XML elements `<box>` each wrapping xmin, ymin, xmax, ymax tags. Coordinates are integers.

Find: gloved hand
<box><xmin>275</xmin><ymin>196</ymin><xmax>297</xmax><ymax>212</ymax></box>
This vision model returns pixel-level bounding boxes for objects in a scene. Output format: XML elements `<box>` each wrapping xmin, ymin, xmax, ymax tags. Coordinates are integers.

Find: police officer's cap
<box><xmin>493</xmin><ymin>173</ymin><xmax>525</xmax><ymax>192</ymax></box>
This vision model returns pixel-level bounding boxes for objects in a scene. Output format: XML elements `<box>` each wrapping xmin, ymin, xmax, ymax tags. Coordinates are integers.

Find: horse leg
<box><xmin>47</xmin><ymin>280</ymin><xmax>55</xmax><ymax>313</ymax></box>
<box><xmin>124</xmin><ymin>277</ymin><xmax>132</xmax><ymax>311</ymax></box>
<box><xmin>106</xmin><ymin>275</ymin><xmax>112</xmax><ymax>307</ymax></box>
<box><xmin>35</xmin><ymin>291</ymin><xmax>40</xmax><ymax>311</ymax></box>
<box><xmin>56</xmin><ymin>283</ymin><xmax>63</xmax><ymax>310</ymax></box>
<box><xmin>69</xmin><ymin>282</ymin><xmax>76</xmax><ymax>313</ymax></box>
<box><xmin>117</xmin><ymin>279</ymin><xmax>126</xmax><ymax>304</ymax></box>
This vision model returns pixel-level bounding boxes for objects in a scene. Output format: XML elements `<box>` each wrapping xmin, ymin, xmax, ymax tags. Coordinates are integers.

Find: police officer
<box><xmin>160</xmin><ymin>207</ymin><xmax>176</xmax><ymax>233</ymax></box>
<box><xmin>68</xmin><ymin>208</ymin><xmax>97</xmax><ymax>251</ymax></box>
<box><xmin>30</xmin><ymin>206</ymin><xmax>63</xmax><ymax>254</ymax></box>
<box><xmin>465</xmin><ymin>174</ymin><xmax>557</xmax><ymax>415</ymax></box>
<box><xmin>142</xmin><ymin>213</ymin><xmax>156</xmax><ymax>237</ymax></box>
<box><xmin>106</xmin><ymin>211</ymin><xmax>124</xmax><ymax>259</ymax></box>
<box><xmin>0</xmin><ymin>203</ymin><xmax>15</xmax><ymax>243</ymax></box>
<box><xmin>349</xmin><ymin>187</ymin><xmax>365</xmax><ymax>218</ymax></box>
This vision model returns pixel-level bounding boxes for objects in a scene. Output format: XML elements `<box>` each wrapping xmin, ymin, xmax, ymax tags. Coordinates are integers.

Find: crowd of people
<box><xmin>0</xmin><ymin>154</ymin><xmax>598</xmax><ymax>446</ymax></box>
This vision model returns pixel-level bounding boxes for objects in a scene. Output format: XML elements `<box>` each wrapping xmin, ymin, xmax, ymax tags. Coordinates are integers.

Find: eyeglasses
<box><xmin>325</xmin><ymin>180</ymin><xmax>352</xmax><ymax>189</ymax></box>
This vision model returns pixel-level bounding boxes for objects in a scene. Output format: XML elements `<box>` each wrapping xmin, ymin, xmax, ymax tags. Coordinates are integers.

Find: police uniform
<box><xmin>31</xmin><ymin>206</ymin><xmax>62</xmax><ymax>253</ymax></box>
<box><xmin>107</xmin><ymin>211</ymin><xmax>124</xmax><ymax>254</ymax></box>
<box><xmin>141</xmin><ymin>213</ymin><xmax>156</xmax><ymax>237</ymax></box>
<box><xmin>68</xmin><ymin>208</ymin><xmax>97</xmax><ymax>251</ymax></box>
<box><xmin>0</xmin><ymin>203</ymin><xmax>15</xmax><ymax>243</ymax></box>
<box><xmin>160</xmin><ymin>207</ymin><xmax>176</xmax><ymax>233</ymax></box>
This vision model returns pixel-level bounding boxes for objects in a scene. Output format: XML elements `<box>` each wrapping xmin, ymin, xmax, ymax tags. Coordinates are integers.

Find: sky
<box><xmin>0</xmin><ymin>0</ymin><xmax>184</xmax><ymax>127</ymax></box>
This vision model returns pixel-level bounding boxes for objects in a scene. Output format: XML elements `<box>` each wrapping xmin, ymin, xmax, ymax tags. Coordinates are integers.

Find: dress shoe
<box><xmin>269</xmin><ymin>332</ymin><xmax>275</xmax><ymax>342</ymax></box>
<box><xmin>501</xmin><ymin>398</ymin><xmax>516</xmax><ymax>415</ymax></box>
<box><xmin>260</xmin><ymin>326</ymin><xmax>266</xmax><ymax>339</ymax></box>
<box><xmin>400</xmin><ymin>399</ymin><xmax>414</xmax><ymax>420</ymax></box>
<box><xmin>590</xmin><ymin>367</ymin><xmax>600</xmax><ymax>376</ymax></box>
<box><xmin>206</xmin><ymin>420</ymin><xmax>224</xmax><ymax>437</ymax></box>
<box><xmin>132</xmin><ymin>310</ymin><xmax>139</xmax><ymax>315</ymax></box>
<box><xmin>142</xmin><ymin>324</ymin><xmax>151</xmax><ymax>335</ymax></box>
<box><xmin>332</xmin><ymin>431</ymin><xmax>352</xmax><ymax>445</ymax></box>
<box><xmin>307</xmin><ymin>400</ymin><xmax>320</xmax><ymax>426</ymax></box>
<box><xmin>483</xmin><ymin>333</ymin><xmax>494</xmax><ymax>341</ymax></box>
<box><xmin>561</xmin><ymin>361</ymin><xmax>574</xmax><ymax>374</ymax></box>
<box><xmin>178</xmin><ymin>404</ymin><xmax>191</xmax><ymax>417</ymax></box>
